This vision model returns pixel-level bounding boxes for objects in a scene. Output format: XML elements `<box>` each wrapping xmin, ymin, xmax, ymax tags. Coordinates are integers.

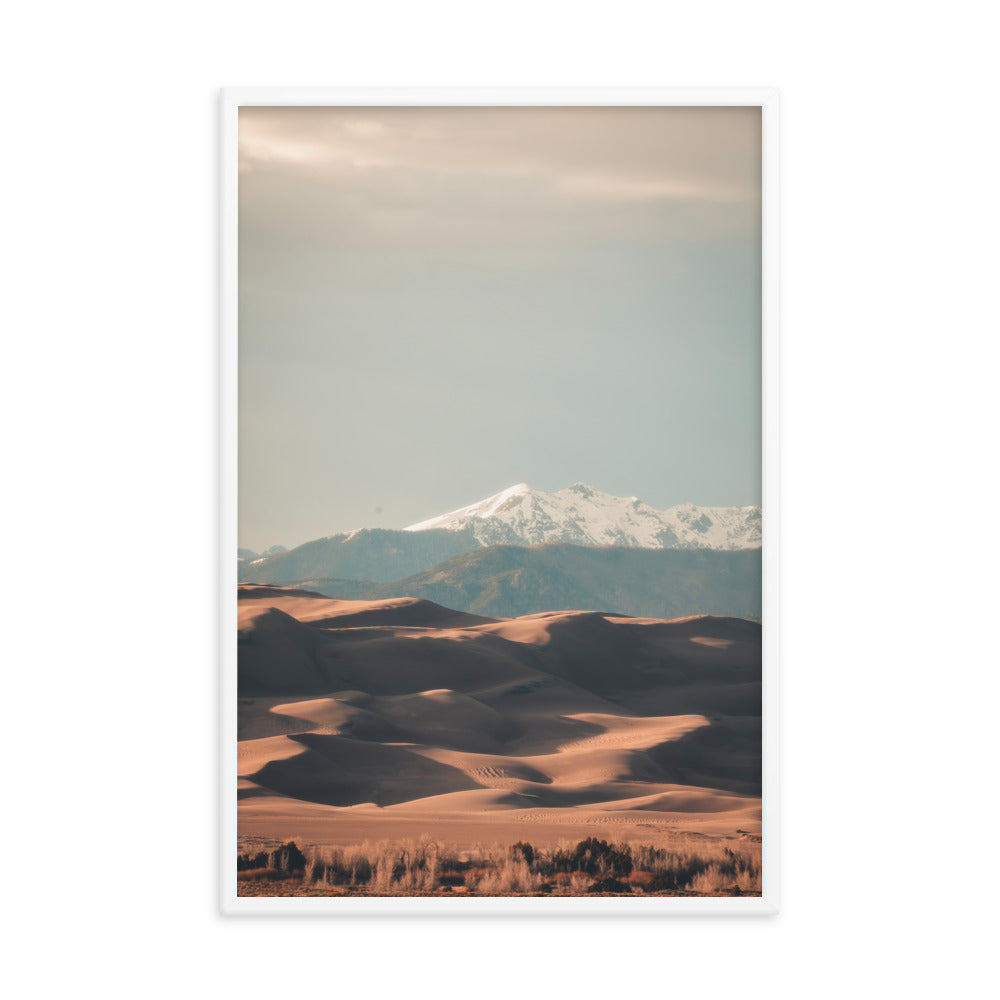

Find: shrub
<box><xmin>552</xmin><ymin>838</ymin><xmax>633</xmax><ymax>876</ymax></box>
<box><xmin>509</xmin><ymin>841</ymin><xmax>535</xmax><ymax>865</ymax></box>
<box><xmin>471</xmin><ymin>858</ymin><xmax>540</xmax><ymax>895</ymax></box>
<box><xmin>269</xmin><ymin>842</ymin><xmax>306</xmax><ymax>872</ymax></box>
<box><xmin>236</xmin><ymin>850</ymin><xmax>270</xmax><ymax>871</ymax></box>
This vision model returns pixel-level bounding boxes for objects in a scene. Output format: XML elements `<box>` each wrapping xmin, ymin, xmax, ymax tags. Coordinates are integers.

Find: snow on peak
<box><xmin>404</xmin><ymin>483</ymin><xmax>761</xmax><ymax>551</ymax></box>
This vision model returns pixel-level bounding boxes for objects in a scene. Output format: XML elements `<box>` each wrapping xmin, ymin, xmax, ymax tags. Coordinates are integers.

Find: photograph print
<box><xmin>228</xmin><ymin>95</ymin><xmax>770</xmax><ymax>908</ymax></box>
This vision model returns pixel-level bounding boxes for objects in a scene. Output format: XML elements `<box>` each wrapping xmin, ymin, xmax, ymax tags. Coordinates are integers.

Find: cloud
<box><xmin>239</xmin><ymin>106</ymin><xmax>760</xmax><ymax>205</ymax></box>
<box><xmin>238</xmin><ymin>107</ymin><xmax>760</xmax><ymax>253</ymax></box>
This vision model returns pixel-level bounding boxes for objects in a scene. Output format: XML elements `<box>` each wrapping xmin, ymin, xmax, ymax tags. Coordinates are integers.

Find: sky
<box><xmin>238</xmin><ymin>106</ymin><xmax>761</xmax><ymax>551</ymax></box>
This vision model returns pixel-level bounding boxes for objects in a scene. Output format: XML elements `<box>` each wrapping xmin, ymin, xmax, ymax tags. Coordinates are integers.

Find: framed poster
<box><xmin>221</xmin><ymin>88</ymin><xmax>778</xmax><ymax>914</ymax></box>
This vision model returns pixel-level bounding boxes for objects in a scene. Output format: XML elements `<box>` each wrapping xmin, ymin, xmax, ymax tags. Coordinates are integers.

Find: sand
<box><xmin>236</xmin><ymin>585</ymin><xmax>762</xmax><ymax>851</ymax></box>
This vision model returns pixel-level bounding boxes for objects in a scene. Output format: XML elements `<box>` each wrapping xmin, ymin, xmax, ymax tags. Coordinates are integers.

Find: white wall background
<box><xmin>3</xmin><ymin>2</ymin><xmax>996</xmax><ymax>997</ymax></box>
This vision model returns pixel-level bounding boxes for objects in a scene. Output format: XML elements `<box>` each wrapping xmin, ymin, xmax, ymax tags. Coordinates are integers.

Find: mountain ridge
<box><xmin>294</xmin><ymin>543</ymin><xmax>762</xmax><ymax>621</ymax></box>
<box><xmin>405</xmin><ymin>482</ymin><xmax>761</xmax><ymax>551</ymax></box>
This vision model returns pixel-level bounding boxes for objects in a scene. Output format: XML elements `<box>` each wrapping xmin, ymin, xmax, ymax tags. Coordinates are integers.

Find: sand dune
<box><xmin>236</xmin><ymin>584</ymin><xmax>762</xmax><ymax>849</ymax></box>
<box><xmin>239</xmin><ymin>585</ymin><xmax>497</xmax><ymax>629</ymax></box>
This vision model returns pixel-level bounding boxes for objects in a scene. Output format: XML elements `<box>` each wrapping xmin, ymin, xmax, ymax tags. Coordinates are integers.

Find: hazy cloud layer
<box><xmin>238</xmin><ymin>107</ymin><xmax>761</xmax><ymax>550</ymax></box>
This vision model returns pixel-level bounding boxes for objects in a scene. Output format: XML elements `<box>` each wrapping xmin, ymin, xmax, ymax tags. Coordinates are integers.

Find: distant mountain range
<box><xmin>406</xmin><ymin>482</ymin><xmax>761</xmax><ymax>550</ymax></box>
<box><xmin>239</xmin><ymin>527</ymin><xmax>481</xmax><ymax>584</ymax></box>
<box><xmin>295</xmin><ymin>545</ymin><xmax>761</xmax><ymax>621</ymax></box>
<box><xmin>237</xmin><ymin>544</ymin><xmax>287</xmax><ymax>562</ymax></box>
<box><xmin>238</xmin><ymin>483</ymin><xmax>762</xmax><ymax>620</ymax></box>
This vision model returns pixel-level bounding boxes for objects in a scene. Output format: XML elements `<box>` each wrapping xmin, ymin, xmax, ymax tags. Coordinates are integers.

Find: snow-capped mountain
<box><xmin>404</xmin><ymin>483</ymin><xmax>761</xmax><ymax>551</ymax></box>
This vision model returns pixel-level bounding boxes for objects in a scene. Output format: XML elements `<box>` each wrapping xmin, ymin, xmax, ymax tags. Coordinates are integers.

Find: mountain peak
<box><xmin>404</xmin><ymin>484</ymin><xmax>760</xmax><ymax>551</ymax></box>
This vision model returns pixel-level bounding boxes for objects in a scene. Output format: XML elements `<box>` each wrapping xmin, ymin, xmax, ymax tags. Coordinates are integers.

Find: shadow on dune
<box><xmin>300</xmin><ymin>599</ymin><xmax>498</xmax><ymax>630</ymax></box>
<box><xmin>248</xmin><ymin>734</ymin><xmax>483</xmax><ymax>807</ymax></box>
<box><xmin>646</xmin><ymin>718</ymin><xmax>762</xmax><ymax>795</ymax></box>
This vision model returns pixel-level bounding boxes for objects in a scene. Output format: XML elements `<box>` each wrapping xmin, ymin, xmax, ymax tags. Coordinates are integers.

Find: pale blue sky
<box><xmin>239</xmin><ymin>107</ymin><xmax>761</xmax><ymax>550</ymax></box>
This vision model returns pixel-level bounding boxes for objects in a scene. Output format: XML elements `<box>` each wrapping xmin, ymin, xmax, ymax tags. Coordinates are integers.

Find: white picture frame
<box><xmin>220</xmin><ymin>87</ymin><xmax>779</xmax><ymax>916</ymax></box>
